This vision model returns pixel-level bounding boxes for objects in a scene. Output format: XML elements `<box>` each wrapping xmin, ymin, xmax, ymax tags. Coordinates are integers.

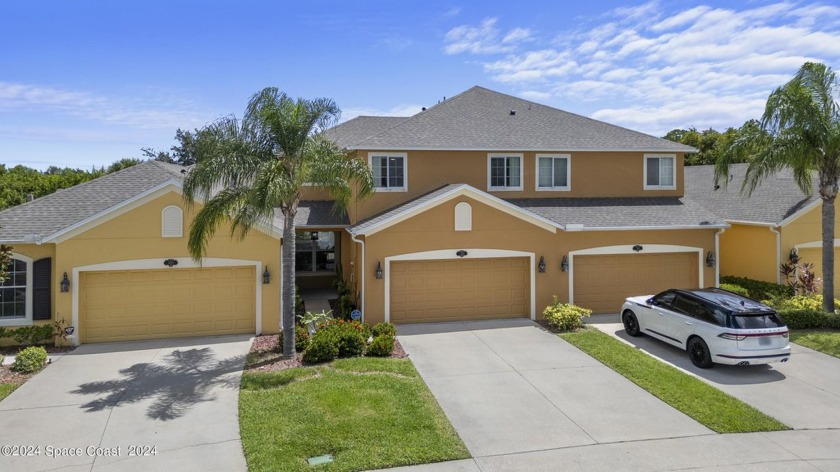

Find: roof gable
<box><xmin>346</xmin><ymin>86</ymin><xmax>695</xmax><ymax>153</ymax></box>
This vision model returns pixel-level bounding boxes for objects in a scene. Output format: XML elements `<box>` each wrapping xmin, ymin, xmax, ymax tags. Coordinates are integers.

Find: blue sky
<box><xmin>2</xmin><ymin>0</ymin><xmax>840</xmax><ymax>170</ymax></box>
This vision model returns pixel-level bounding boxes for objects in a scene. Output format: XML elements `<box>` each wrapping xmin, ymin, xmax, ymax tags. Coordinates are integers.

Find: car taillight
<box><xmin>782</xmin><ymin>331</ymin><xmax>789</xmax><ymax>338</ymax></box>
<box><xmin>718</xmin><ymin>333</ymin><xmax>746</xmax><ymax>341</ymax></box>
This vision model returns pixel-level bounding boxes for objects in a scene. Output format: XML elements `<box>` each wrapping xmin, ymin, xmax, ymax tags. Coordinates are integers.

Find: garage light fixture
<box><xmin>164</xmin><ymin>258</ymin><xmax>178</xmax><ymax>267</ymax></box>
<box><xmin>60</xmin><ymin>272</ymin><xmax>70</xmax><ymax>293</ymax></box>
<box><xmin>789</xmin><ymin>248</ymin><xmax>799</xmax><ymax>264</ymax></box>
<box><xmin>560</xmin><ymin>255</ymin><xmax>569</xmax><ymax>272</ymax></box>
<box><xmin>375</xmin><ymin>261</ymin><xmax>383</xmax><ymax>279</ymax></box>
<box><xmin>263</xmin><ymin>266</ymin><xmax>270</xmax><ymax>284</ymax></box>
<box><xmin>538</xmin><ymin>256</ymin><xmax>546</xmax><ymax>273</ymax></box>
<box><xmin>632</xmin><ymin>245</ymin><xmax>643</xmax><ymax>252</ymax></box>
<box><xmin>705</xmin><ymin>251</ymin><xmax>716</xmax><ymax>268</ymax></box>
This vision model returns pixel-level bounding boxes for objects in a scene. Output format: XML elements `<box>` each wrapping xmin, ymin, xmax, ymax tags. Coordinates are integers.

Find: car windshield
<box><xmin>730</xmin><ymin>313</ymin><xmax>785</xmax><ymax>329</ymax></box>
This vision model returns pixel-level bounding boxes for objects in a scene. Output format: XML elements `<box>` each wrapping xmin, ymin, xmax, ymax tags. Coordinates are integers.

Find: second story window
<box><xmin>536</xmin><ymin>154</ymin><xmax>570</xmax><ymax>191</ymax></box>
<box><xmin>645</xmin><ymin>154</ymin><xmax>676</xmax><ymax>190</ymax></box>
<box><xmin>369</xmin><ymin>153</ymin><xmax>407</xmax><ymax>192</ymax></box>
<box><xmin>488</xmin><ymin>154</ymin><xmax>523</xmax><ymax>191</ymax></box>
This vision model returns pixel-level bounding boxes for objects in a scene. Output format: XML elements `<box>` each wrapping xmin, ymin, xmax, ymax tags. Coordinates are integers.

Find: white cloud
<box><xmin>441</xmin><ymin>2</ymin><xmax>840</xmax><ymax>133</ymax></box>
<box><xmin>443</xmin><ymin>17</ymin><xmax>532</xmax><ymax>55</ymax></box>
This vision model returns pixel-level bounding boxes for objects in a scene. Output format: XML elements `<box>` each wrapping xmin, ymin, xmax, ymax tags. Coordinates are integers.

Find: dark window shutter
<box><xmin>33</xmin><ymin>258</ymin><xmax>51</xmax><ymax>320</ymax></box>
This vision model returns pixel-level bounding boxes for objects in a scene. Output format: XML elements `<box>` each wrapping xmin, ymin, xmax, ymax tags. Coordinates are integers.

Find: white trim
<box><xmin>535</xmin><ymin>154</ymin><xmax>571</xmax><ymax>191</ymax></box>
<box><xmin>384</xmin><ymin>249</ymin><xmax>536</xmax><ymax>322</ymax></box>
<box><xmin>564</xmin><ymin>224</ymin><xmax>728</xmax><ymax>231</ymax></box>
<box><xmin>368</xmin><ymin>152</ymin><xmax>408</xmax><ymax>192</ymax></box>
<box><xmin>779</xmin><ymin>198</ymin><xmax>822</xmax><ymax>227</ymax></box>
<box><xmin>352</xmin><ymin>184</ymin><xmax>558</xmax><ymax>236</ymax></box>
<box><xmin>715</xmin><ymin>228</ymin><xmax>727</xmax><ymax>287</ymax></box>
<box><xmin>348</xmin><ymin>146</ymin><xmax>694</xmax><ymax>153</ymax></box>
<box><xmin>568</xmin><ymin>244</ymin><xmax>704</xmax><ymax>306</ymax></box>
<box><xmin>161</xmin><ymin>205</ymin><xmax>183</xmax><ymax>238</ymax></box>
<box><xmin>0</xmin><ymin>253</ymin><xmax>34</xmax><ymax>327</ymax></box>
<box><xmin>724</xmin><ymin>220</ymin><xmax>776</xmax><ymax>227</ymax></box>
<box><xmin>643</xmin><ymin>154</ymin><xmax>677</xmax><ymax>191</ymax></box>
<box><xmin>794</xmin><ymin>239</ymin><xmax>840</xmax><ymax>249</ymax></box>
<box><xmin>770</xmin><ymin>226</ymin><xmax>782</xmax><ymax>284</ymax></box>
<box><xmin>71</xmin><ymin>257</ymin><xmax>263</xmax><ymax>346</ymax></box>
<box><xmin>349</xmin><ymin>232</ymin><xmax>366</xmax><ymax>322</ymax></box>
<box><xmin>487</xmin><ymin>153</ymin><xmax>524</xmax><ymax>192</ymax></box>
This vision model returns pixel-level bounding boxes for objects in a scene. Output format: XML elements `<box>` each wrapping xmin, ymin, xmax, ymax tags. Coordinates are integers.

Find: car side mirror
<box><xmin>647</xmin><ymin>297</ymin><xmax>657</xmax><ymax>306</ymax></box>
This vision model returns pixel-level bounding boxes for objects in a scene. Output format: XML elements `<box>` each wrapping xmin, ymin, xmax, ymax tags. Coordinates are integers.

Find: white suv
<box><xmin>621</xmin><ymin>288</ymin><xmax>791</xmax><ymax>368</ymax></box>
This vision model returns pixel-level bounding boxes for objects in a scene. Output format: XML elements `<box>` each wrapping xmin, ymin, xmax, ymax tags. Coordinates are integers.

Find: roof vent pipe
<box><xmin>510</xmin><ymin>110</ymin><xmax>516</xmax><ymax>116</ymax></box>
<box><xmin>26</xmin><ymin>193</ymin><xmax>34</xmax><ymax>202</ymax></box>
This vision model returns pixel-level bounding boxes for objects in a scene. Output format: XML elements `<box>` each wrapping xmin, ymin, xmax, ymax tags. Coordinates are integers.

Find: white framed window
<box><xmin>536</xmin><ymin>154</ymin><xmax>571</xmax><ymax>191</ymax></box>
<box><xmin>161</xmin><ymin>205</ymin><xmax>183</xmax><ymax>238</ymax></box>
<box><xmin>369</xmin><ymin>153</ymin><xmax>407</xmax><ymax>192</ymax></box>
<box><xmin>487</xmin><ymin>153</ymin><xmax>523</xmax><ymax>191</ymax></box>
<box><xmin>644</xmin><ymin>154</ymin><xmax>676</xmax><ymax>190</ymax></box>
<box><xmin>454</xmin><ymin>202</ymin><xmax>472</xmax><ymax>231</ymax></box>
<box><xmin>0</xmin><ymin>254</ymin><xmax>33</xmax><ymax>326</ymax></box>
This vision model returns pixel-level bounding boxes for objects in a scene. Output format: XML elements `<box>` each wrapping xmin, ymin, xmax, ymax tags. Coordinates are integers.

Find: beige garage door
<box><xmin>390</xmin><ymin>258</ymin><xmax>529</xmax><ymax>323</ymax></box>
<box><xmin>80</xmin><ymin>266</ymin><xmax>256</xmax><ymax>343</ymax></box>
<box><xmin>574</xmin><ymin>252</ymin><xmax>699</xmax><ymax>314</ymax></box>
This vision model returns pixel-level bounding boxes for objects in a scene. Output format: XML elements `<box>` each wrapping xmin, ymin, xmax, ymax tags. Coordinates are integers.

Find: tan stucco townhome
<box><xmin>1</xmin><ymin>86</ymin><xmax>735</xmax><ymax>345</ymax></box>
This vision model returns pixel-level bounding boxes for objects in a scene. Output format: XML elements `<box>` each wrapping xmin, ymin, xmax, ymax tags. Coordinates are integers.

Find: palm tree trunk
<box><xmin>822</xmin><ymin>195</ymin><xmax>836</xmax><ymax>313</ymax></box>
<box><xmin>281</xmin><ymin>210</ymin><xmax>297</xmax><ymax>357</ymax></box>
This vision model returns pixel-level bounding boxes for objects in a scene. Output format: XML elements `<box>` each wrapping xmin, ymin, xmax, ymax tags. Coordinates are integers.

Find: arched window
<box><xmin>454</xmin><ymin>202</ymin><xmax>472</xmax><ymax>231</ymax></box>
<box><xmin>162</xmin><ymin>205</ymin><xmax>183</xmax><ymax>238</ymax></box>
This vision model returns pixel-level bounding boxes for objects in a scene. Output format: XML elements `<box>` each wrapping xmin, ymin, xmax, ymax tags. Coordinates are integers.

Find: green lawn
<box><xmin>0</xmin><ymin>382</ymin><xmax>19</xmax><ymax>402</ymax></box>
<box><xmin>239</xmin><ymin>357</ymin><xmax>469</xmax><ymax>472</ymax></box>
<box><xmin>559</xmin><ymin>328</ymin><xmax>789</xmax><ymax>433</ymax></box>
<box><xmin>790</xmin><ymin>330</ymin><xmax>840</xmax><ymax>358</ymax></box>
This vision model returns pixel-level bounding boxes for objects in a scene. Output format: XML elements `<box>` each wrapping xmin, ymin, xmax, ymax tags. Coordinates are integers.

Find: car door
<box><xmin>669</xmin><ymin>295</ymin><xmax>701</xmax><ymax>346</ymax></box>
<box><xmin>645</xmin><ymin>291</ymin><xmax>678</xmax><ymax>340</ymax></box>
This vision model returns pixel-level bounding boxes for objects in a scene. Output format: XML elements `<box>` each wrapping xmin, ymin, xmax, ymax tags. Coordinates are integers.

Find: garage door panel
<box><xmin>80</xmin><ymin>266</ymin><xmax>255</xmax><ymax>343</ymax></box>
<box><xmin>575</xmin><ymin>252</ymin><xmax>698</xmax><ymax>314</ymax></box>
<box><xmin>391</xmin><ymin>257</ymin><xmax>529</xmax><ymax>323</ymax></box>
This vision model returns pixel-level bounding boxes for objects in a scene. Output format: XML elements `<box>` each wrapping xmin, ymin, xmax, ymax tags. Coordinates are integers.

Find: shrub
<box><xmin>371</xmin><ymin>322</ymin><xmax>396</xmax><ymax>338</ymax></box>
<box><xmin>543</xmin><ymin>298</ymin><xmax>591</xmax><ymax>332</ymax></box>
<box><xmin>330</xmin><ymin>321</ymin><xmax>367</xmax><ymax>358</ymax></box>
<box><xmin>777</xmin><ymin>308</ymin><xmax>826</xmax><ymax>330</ymax></box>
<box><xmin>302</xmin><ymin>330</ymin><xmax>339</xmax><ymax>364</ymax></box>
<box><xmin>825</xmin><ymin>313</ymin><xmax>840</xmax><ymax>330</ymax></box>
<box><xmin>719</xmin><ymin>283</ymin><xmax>749</xmax><ymax>297</ymax></box>
<box><xmin>10</xmin><ymin>325</ymin><xmax>54</xmax><ymax>346</ymax></box>
<box><xmin>719</xmin><ymin>276</ymin><xmax>793</xmax><ymax>301</ymax></box>
<box><xmin>295</xmin><ymin>325</ymin><xmax>310</xmax><ymax>352</ymax></box>
<box><xmin>12</xmin><ymin>346</ymin><xmax>48</xmax><ymax>373</ymax></box>
<box><xmin>366</xmin><ymin>335</ymin><xmax>395</xmax><ymax>357</ymax></box>
<box><xmin>775</xmin><ymin>295</ymin><xmax>840</xmax><ymax>312</ymax></box>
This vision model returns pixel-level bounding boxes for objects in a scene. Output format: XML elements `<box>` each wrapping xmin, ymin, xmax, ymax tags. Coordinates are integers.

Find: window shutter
<box><xmin>33</xmin><ymin>258</ymin><xmax>51</xmax><ymax>320</ymax></box>
<box><xmin>454</xmin><ymin>202</ymin><xmax>472</xmax><ymax>231</ymax></box>
<box><xmin>162</xmin><ymin>206</ymin><xmax>183</xmax><ymax>238</ymax></box>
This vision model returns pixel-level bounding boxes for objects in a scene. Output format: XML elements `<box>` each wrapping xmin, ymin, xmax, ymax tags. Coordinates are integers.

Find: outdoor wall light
<box><xmin>705</xmin><ymin>251</ymin><xmax>716</xmax><ymax>268</ymax></box>
<box><xmin>561</xmin><ymin>255</ymin><xmax>569</xmax><ymax>272</ymax></box>
<box><xmin>375</xmin><ymin>261</ymin><xmax>383</xmax><ymax>279</ymax></box>
<box><xmin>632</xmin><ymin>245</ymin><xmax>643</xmax><ymax>252</ymax></box>
<box><xmin>789</xmin><ymin>248</ymin><xmax>800</xmax><ymax>264</ymax></box>
<box><xmin>263</xmin><ymin>266</ymin><xmax>270</xmax><ymax>284</ymax></box>
<box><xmin>311</xmin><ymin>232</ymin><xmax>319</xmax><ymax>241</ymax></box>
<box><xmin>538</xmin><ymin>256</ymin><xmax>546</xmax><ymax>273</ymax></box>
<box><xmin>60</xmin><ymin>272</ymin><xmax>70</xmax><ymax>293</ymax></box>
<box><xmin>163</xmin><ymin>258</ymin><xmax>178</xmax><ymax>267</ymax></box>
<box><xmin>456</xmin><ymin>250</ymin><xmax>468</xmax><ymax>257</ymax></box>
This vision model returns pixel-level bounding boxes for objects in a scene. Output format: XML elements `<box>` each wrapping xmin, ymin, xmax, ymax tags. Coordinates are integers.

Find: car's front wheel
<box><xmin>687</xmin><ymin>337</ymin><xmax>714</xmax><ymax>368</ymax></box>
<box><xmin>622</xmin><ymin>310</ymin><xmax>641</xmax><ymax>337</ymax></box>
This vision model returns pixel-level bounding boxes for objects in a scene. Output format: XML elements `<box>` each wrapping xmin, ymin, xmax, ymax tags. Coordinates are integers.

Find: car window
<box><xmin>694</xmin><ymin>304</ymin><xmax>723</xmax><ymax>326</ymax></box>
<box><xmin>731</xmin><ymin>313</ymin><xmax>785</xmax><ymax>329</ymax></box>
<box><xmin>672</xmin><ymin>295</ymin><xmax>697</xmax><ymax>316</ymax></box>
<box><xmin>653</xmin><ymin>292</ymin><xmax>676</xmax><ymax>307</ymax></box>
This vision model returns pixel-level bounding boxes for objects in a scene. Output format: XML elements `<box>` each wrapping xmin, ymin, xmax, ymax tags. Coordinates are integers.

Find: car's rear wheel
<box><xmin>622</xmin><ymin>310</ymin><xmax>641</xmax><ymax>337</ymax></box>
<box><xmin>688</xmin><ymin>337</ymin><xmax>714</xmax><ymax>368</ymax></box>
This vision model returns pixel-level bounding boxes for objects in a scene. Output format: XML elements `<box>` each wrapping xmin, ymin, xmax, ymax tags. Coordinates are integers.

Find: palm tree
<box><xmin>183</xmin><ymin>87</ymin><xmax>374</xmax><ymax>357</ymax></box>
<box><xmin>716</xmin><ymin>62</ymin><xmax>840</xmax><ymax>312</ymax></box>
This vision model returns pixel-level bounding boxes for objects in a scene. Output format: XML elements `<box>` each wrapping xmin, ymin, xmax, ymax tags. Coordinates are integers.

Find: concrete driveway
<box><xmin>397</xmin><ymin>318</ymin><xmax>711</xmax><ymax>458</ymax></box>
<box><xmin>0</xmin><ymin>335</ymin><xmax>251</xmax><ymax>472</ymax></box>
<box><xmin>591</xmin><ymin>315</ymin><xmax>840</xmax><ymax>429</ymax></box>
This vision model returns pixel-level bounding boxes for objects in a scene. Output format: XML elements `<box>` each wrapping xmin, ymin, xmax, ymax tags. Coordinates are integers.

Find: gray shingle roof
<box><xmin>507</xmin><ymin>197</ymin><xmax>725</xmax><ymax>228</ymax></box>
<box><xmin>273</xmin><ymin>201</ymin><xmax>349</xmax><ymax>229</ymax></box>
<box><xmin>324</xmin><ymin>116</ymin><xmax>409</xmax><ymax>149</ymax></box>
<box><xmin>350</xmin><ymin>185</ymin><xmax>461</xmax><ymax>234</ymax></box>
<box><xmin>0</xmin><ymin>160</ymin><xmax>186</xmax><ymax>242</ymax></box>
<box><xmin>344</xmin><ymin>86</ymin><xmax>695</xmax><ymax>152</ymax></box>
<box><xmin>684</xmin><ymin>164</ymin><xmax>816</xmax><ymax>224</ymax></box>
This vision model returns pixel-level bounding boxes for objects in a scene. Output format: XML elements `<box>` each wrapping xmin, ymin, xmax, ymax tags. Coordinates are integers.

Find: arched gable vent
<box><xmin>454</xmin><ymin>202</ymin><xmax>472</xmax><ymax>231</ymax></box>
<box><xmin>161</xmin><ymin>205</ymin><xmax>183</xmax><ymax>238</ymax></box>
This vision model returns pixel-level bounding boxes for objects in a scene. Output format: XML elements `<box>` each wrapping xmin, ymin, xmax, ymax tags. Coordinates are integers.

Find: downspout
<box><xmin>770</xmin><ymin>226</ymin><xmax>781</xmax><ymax>284</ymax></box>
<box><xmin>349</xmin><ymin>230</ymin><xmax>365</xmax><ymax>322</ymax></box>
<box><xmin>715</xmin><ymin>227</ymin><xmax>727</xmax><ymax>287</ymax></box>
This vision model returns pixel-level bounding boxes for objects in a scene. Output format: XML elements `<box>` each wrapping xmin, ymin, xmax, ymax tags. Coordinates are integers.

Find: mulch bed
<box><xmin>247</xmin><ymin>333</ymin><xmax>408</xmax><ymax>373</ymax></box>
